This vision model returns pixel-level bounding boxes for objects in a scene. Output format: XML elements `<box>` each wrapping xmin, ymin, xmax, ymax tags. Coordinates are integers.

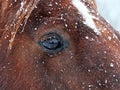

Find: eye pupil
<box><xmin>42</xmin><ymin>37</ymin><xmax>62</xmax><ymax>50</ymax></box>
<box><xmin>38</xmin><ymin>33</ymin><xmax>68</xmax><ymax>53</ymax></box>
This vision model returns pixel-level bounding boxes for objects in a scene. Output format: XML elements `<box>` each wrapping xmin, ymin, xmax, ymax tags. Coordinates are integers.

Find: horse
<box><xmin>0</xmin><ymin>0</ymin><xmax>120</xmax><ymax>90</ymax></box>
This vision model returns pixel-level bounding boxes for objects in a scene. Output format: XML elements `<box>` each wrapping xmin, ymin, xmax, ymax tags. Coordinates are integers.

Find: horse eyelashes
<box><xmin>38</xmin><ymin>32</ymin><xmax>69</xmax><ymax>54</ymax></box>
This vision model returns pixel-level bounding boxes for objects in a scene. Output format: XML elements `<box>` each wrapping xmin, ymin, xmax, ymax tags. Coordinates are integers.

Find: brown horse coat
<box><xmin>0</xmin><ymin>0</ymin><xmax>120</xmax><ymax>90</ymax></box>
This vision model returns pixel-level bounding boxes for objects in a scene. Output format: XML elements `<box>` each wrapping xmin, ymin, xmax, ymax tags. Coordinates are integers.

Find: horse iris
<box><xmin>42</xmin><ymin>36</ymin><xmax>62</xmax><ymax>50</ymax></box>
<box><xmin>39</xmin><ymin>33</ymin><xmax>66</xmax><ymax>53</ymax></box>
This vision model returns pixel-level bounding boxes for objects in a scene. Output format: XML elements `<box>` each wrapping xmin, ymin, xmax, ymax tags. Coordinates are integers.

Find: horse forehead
<box><xmin>36</xmin><ymin>0</ymin><xmax>100</xmax><ymax>35</ymax></box>
<box><xmin>70</xmin><ymin>0</ymin><xmax>100</xmax><ymax>35</ymax></box>
<box><xmin>71</xmin><ymin>0</ymin><xmax>100</xmax><ymax>35</ymax></box>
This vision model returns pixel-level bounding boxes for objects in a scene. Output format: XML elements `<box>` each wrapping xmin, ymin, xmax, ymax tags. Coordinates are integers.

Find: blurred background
<box><xmin>96</xmin><ymin>0</ymin><xmax>120</xmax><ymax>32</ymax></box>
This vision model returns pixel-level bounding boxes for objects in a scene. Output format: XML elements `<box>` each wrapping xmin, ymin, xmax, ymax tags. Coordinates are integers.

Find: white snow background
<box><xmin>96</xmin><ymin>0</ymin><xmax>120</xmax><ymax>32</ymax></box>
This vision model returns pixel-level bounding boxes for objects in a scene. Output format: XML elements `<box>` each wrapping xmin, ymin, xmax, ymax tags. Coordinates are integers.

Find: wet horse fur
<box><xmin>0</xmin><ymin>0</ymin><xmax>120</xmax><ymax>90</ymax></box>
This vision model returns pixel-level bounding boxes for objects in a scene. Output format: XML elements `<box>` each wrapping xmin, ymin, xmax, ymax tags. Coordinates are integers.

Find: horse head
<box><xmin>0</xmin><ymin>0</ymin><xmax>120</xmax><ymax>90</ymax></box>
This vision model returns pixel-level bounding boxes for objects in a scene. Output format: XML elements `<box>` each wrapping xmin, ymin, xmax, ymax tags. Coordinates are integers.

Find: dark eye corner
<box><xmin>38</xmin><ymin>32</ymin><xmax>69</xmax><ymax>54</ymax></box>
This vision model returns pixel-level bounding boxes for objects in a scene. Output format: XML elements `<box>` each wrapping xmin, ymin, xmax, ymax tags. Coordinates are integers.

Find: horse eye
<box><xmin>38</xmin><ymin>33</ymin><xmax>68</xmax><ymax>53</ymax></box>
